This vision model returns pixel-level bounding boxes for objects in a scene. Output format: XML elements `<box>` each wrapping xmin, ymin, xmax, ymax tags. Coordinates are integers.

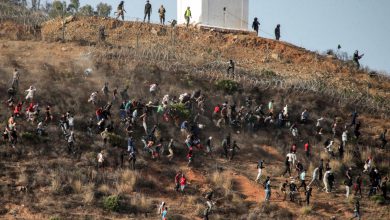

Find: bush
<box><xmin>108</xmin><ymin>133</ymin><xmax>124</xmax><ymax>147</ymax></box>
<box><xmin>49</xmin><ymin>217</ymin><xmax>61</xmax><ymax>220</ymax></box>
<box><xmin>300</xmin><ymin>206</ymin><xmax>312</xmax><ymax>215</ymax></box>
<box><xmin>215</xmin><ymin>79</ymin><xmax>239</xmax><ymax>94</ymax></box>
<box><xmin>21</xmin><ymin>132</ymin><xmax>40</xmax><ymax>144</ymax></box>
<box><xmin>371</xmin><ymin>195</ymin><xmax>385</xmax><ymax>205</ymax></box>
<box><xmin>261</xmin><ymin>69</ymin><xmax>277</xmax><ymax>78</ymax></box>
<box><xmin>170</xmin><ymin>103</ymin><xmax>191</xmax><ymax>119</ymax></box>
<box><xmin>103</xmin><ymin>195</ymin><xmax>120</xmax><ymax>212</ymax></box>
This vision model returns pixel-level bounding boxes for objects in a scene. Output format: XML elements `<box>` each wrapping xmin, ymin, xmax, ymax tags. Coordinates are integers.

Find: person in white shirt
<box><xmin>308</xmin><ymin>167</ymin><xmax>320</xmax><ymax>187</ymax></box>
<box><xmin>88</xmin><ymin>91</ymin><xmax>98</xmax><ymax>104</ymax></box>
<box><xmin>342</xmin><ymin>130</ymin><xmax>348</xmax><ymax>146</ymax></box>
<box><xmin>283</xmin><ymin>104</ymin><xmax>288</xmax><ymax>117</ymax></box>
<box><xmin>68</xmin><ymin>115</ymin><xmax>75</xmax><ymax>130</ymax></box>
<box><xmin>316</xmin><ymin>117</ymin><xmax>324</xmax><ymax>134</ymax></box>
<box><xmin>12</xmin><ymin>68</ymin><xmax>20</xmax><ymax>87</ymax></box>
<box><xmin>286</xmin><ymin>152</ymin><xmax>297</xmax><ymax>167</ymax></box>
<box><xmin>25</xmin><ymin>86</ymin><xmax>36</xmax><ymax>100</ymax></box>
<box><xmin>149</xmin><ymin>83</ymin><xmax>158</xmax><ymax>96</ymax></box>
<box><xmin>323</xmin><ymin>170</ymin><xmax>331</xmax><ymax>193</ymax></box>
<box><xmin>97</xmin><ymin>151</ymin><xmax>104</xmax><ymax>169</ymax></box>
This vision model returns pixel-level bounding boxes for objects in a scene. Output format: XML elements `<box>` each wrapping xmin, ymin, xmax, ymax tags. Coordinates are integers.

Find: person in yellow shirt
<box><xmin>184</xmin><ymin>7</ymin><xmax>192</xmax><ymax>27</ymax></box>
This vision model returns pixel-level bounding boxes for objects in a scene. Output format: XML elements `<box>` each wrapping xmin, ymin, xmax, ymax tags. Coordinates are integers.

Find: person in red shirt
<box><xmin>174</xmin><ymin>171</ymin><xmax>182</xmax><ymax>192</ymax></box>
<box><xmin>291</xmin><ymin>144</ymin><xmax>297</xmax><ymax>153</ymax></box>
<box><xmin>187</xmin><ymin>147</ymin><xmax>193</xmax><ymax>167</ymax></box>
<box><xmin>96</xmin><ymin>107</ymin><xmax>103</xmax><ymax>121</ymax></box>
<box><xmin>212</xmin><ymin>104</ymin><xmax>221</xmax><ymax>119</ymax></box>
<box><xmin>304</xmin><ymin>142</ymin><xmax>310</xmax><ymax>157</ymax></box>
<box><xmin>180</xmin><ymin>174</ymin><xmax>187</xmax><ymax>193</ymax></box>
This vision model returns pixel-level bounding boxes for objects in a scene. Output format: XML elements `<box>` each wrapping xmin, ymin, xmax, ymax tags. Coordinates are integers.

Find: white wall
<box><xmin>177</xmin><ymin>0</ymin><xmax>248</xmax><ymax>30</ymax></box>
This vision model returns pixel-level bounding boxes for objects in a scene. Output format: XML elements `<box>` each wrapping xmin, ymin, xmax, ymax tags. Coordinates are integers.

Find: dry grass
<box><xmin>98</xmin><ymin>184</ymin><xmax>111</xmax><ymax>195</ymax></box>
<box><xmin>300</xmin><ymin>206</ymin><xmax>312</xmax><ymax>215</ymax></box>
<box><xmin>71</xmin><ymin>179</ymin><xmax>83</xmax><ymax>194</ymax></box>
<box><xmin>361</xmin><ymin>147</ymin><xmax>373</xmax><ymax>162</ymax></box>
<box><xmin>329</xmin><ymin>160</ymin><xmax>342</xmax><ymax>173</ymax></box>
<box><xmin>210</xmin><ymin>171</ymin><xmax>233</xmax><ymax>194</ymax></box>
<box><xmin>83</xmin><ymin>183</ymin><xmax>95</xmax><ymax>204</ymax></box>
<box><xmin>18</xmin><ymin>173</ymin><xmax>29</xmax><ymax>185</ymax></box>
<box><xmin>320</xmin><ymin>150</ymin><xmax>330</xmax><ymax>161</ymax></box>
<box><xmin>342</xmin><ymin>151</ymin><xmax>354</xmax><ymax>167</ymax></box>
<box><xmin>50</xmin><ymin>178</ymin><xmax>61</xmax><ymax>193</ymax></box>
<box><xmin>131</xmin><ymin>194</ymin><xmax>152</xmax><ymax>212</ymax></box>
<box><xmin>115</xmin><ymin>169</ymin><xmax>139</xmax><ymax>195</ymax></box>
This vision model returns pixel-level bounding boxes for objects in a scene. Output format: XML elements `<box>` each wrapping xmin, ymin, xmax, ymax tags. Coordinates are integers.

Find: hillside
<box><xmin>0</xmin><ymin>15</ymin><xmax>389</xmax><ymax>220</ymax></box>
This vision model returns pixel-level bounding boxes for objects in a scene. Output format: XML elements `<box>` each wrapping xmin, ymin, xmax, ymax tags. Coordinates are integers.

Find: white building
<box><xmin>177</xmin><ymin>0</ymin><xmax>249</xmax><ymax>30</ymax></box>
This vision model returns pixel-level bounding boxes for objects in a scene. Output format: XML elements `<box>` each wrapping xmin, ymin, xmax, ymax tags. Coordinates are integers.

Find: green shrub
<box><xmin>103</xmin><ymin>195</ymin><xmax>120</xmax><ymax>212</ymax></box>
<box><xmin>371</xmin><ymin>195</ymin><xmax>385</xmax><ymax>205</ymax></box>
<box><xmin>49</xmin><ymin>217</ymin><xmax>61</xmax><ymax>220</ymax></box>
<box><xmin>215</xmin><ymin>79</ymin><xmax>239</xmax><ymax>94</ymax></box>
<box><xmin>261</xmin><ymin>69</ymin><xmax>277</xmax><ymax>78</ymax></box>
<box><xmin>300</xmin><ymin>206</ymin><xmax>312</xmax><ymax>215</ymax></box>
<box><xmin>170</xmin><ymin>103</ymin><xmax>191</xmax><ymax>119</ymax></box>
<box><xmin>21</xmin><ymin>132</ymin><xmax>40</xmax><ymax>144</ymax></box>
<box><xmin>108</xmin><ymin>133</ymin><xmax>124</xmax><ymax>147</ymax></box>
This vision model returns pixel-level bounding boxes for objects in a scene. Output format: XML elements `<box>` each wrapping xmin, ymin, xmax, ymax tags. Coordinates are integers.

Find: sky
<box><xmin>72</xmin><ymin>0</ymin><xmax>390</xmax><ymax>73</ymax></box>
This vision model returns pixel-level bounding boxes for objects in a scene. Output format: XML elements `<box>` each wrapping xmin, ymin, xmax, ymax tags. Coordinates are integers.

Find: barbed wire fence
<box><xmin>91</xmin><ymin>45</ymin><xmax>389</xmax><ymax>119</ymax></box>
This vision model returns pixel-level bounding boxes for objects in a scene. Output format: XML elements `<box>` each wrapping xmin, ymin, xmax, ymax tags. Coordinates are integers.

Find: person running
<box><xmin>221</xmin><ymin>135</ymin><xmax>230</xmax><ymax>159</ymax></box>
<box><xmin>379</xmin><ymin>129</ymin><xmax>387</xmax><ymax>149</ymax></box>
<box><xmin>173</xmin><ymin>171</ymin><xmax>181</xmax><ymax>190</ymax></box>
<box><xmin>252</xmin><ymin>17</ymin><xmax>260</xmax><ymax>35</ymax></box>
<box><xmin>184</xmin><ymin>7</ymin><xmax>192</xmax><ymax>27</ymax></box>
<box><xmin>25</xmin><ymin>86</ymin><xmax>36</xmax><ymax>101</ymax></box>
<box><xmin>161</xmin><ymin>207</ymin><xmax>168</xmax><ymax>220</ymax></box>
<box><xmin>227</xmin><ymin>60</ymin><xmax>235</xmax><ymax>76</ymax></box>
<box><xmin>280</xmin><ymin>180</ymin><xmax>288</xmax><ymax>201</ymax></box>
<box><xmin>275</xmin><ymin>24</ymin><xmax>281</xmax><ymax>40</ymax></box>
<box><xmin>323</xmin><ymin>169</ymin><xmax>331</xmax><ymax>193</ymax></box>
<box><xmin>101</xmin><ymin>128</ymin><xmax>109</xmax><ymax>147</ymax></box>
<box><xmin>158</xmin><ymin>5</ymin><xmax>166</xmax><ymax>25</ymax></box>
<box><xmin>353</xmin><ymin>50</ymin><xmax>364</xmax><ymax>69</ymax></box>
<box><xmin>115</xmin><ymin>1</ymin><xmax>126</xmax><ymax>20</ymax></box>
<box><xmin>282</xmin><ymin>156</ymin><xmax>291</xmax><ymax>177</ymax></box>
<box><xmin>229</xmin><ymin>140</ymin><xmax>240</xmax><ymax>160</ymax></box>
<box><xmin>144</xmin><ymin>0</ymin><xmax>152</xmax><ymax>23</ymax></box>
<box><xmin>255</xmin><ymin>159</ymin><xmax>264</xmax><ymax>183</ymax></box>
<box><xmin>354</xmin><ymin>174</ymin><xmax>363</xmax><ymax>197</ymax></box>
<box><xmin>298</xmin><ymin>169</ymin><xmax>307</xmax><ymax>191</ymax></box>
<box><xmin>67</xmin><ymin>131</ymin><xmax>75</xmax><ymax>154</ymax></box>
<box><xmin>167</xmin><ymin>138</ymin><xmax>175</xmax><ymax>161</ymax></box>
<box><xmin>263</xmin><ymin>176</ymin><xmax>271</xmax><ymax>202</ymax></box>
<box><xmin>380</xmin><ymin>176</ymin><xmax>388</xmax><ymax>199</ymax></box>
<box><xmin>180</xmin><ymin>174</ymin><xmax>187</xmax><ymax>193</ymax></box>
<box><xmin>350</xmin><ymin>200</ymin><xmax>361</xmax><ymax>220</ymax></box>
<box><xmin>97</xmin><ymin>150</ymin><xmax>104</xmax><ymax>169</ymax></box>
<box><xmin>305</xmin><ymin>186</ymin><xmax>312</xmax><ymax>206</ymax></box>
<box><xmin>345</xmin><ymin>167</ymin><xmax>353</xmax><ymax>198</ymax></box>
<box><xmin>289</xmin><ymin>180</ymin><xmax>297</xmax><ymax>202</ymax></box>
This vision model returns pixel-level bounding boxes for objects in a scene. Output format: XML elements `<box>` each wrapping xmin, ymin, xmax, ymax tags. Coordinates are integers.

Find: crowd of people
<box><xmin>3</xmin><ymin>64</ymin><xmax>388</xmax><ymax>220</ymax></box>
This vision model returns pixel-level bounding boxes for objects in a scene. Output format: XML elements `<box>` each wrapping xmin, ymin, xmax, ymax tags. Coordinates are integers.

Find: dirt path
<box><xmin>232</xmin><ymin>173</ymin><xmax>263</xmax><ymax>203</ymax></box>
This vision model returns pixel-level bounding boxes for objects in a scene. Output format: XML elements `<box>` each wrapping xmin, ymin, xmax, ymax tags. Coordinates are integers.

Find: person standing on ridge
<box><xmin>252</xmin><ymin>17</ymin><xmax>260</xmax><ymax>35</ymax></box>
<box><xmin>144</xmin><ymin>0</ymin><xmax>152</xmax><ymax>23</ymax></box>
<box><xmin>275</xmin><ymin>24</ymin><xmax>281</xmax><ymax>40</ymax></box>
<box><xmin>115</xmin><ymin>1</ymin><xmax>126</xmax><ymax>21</ymax></box>
<box><xmin>227</xmin><ymin>60</ymin><xmax>235</xmax><ymax>76</ymax></box>
<box><xmin>184</xmin><ymin>7</ymin><xmax>192</xmax><ymax>27</ymax></box>
<box><xmin>353</xmin><ymin>50</ymin><xmax>364</xmax><ymax>69</ymax></box>
<box><xmin>158</xmin><ymin>5</ymin><xmax>166</xmax><ymax>25</ymax></box>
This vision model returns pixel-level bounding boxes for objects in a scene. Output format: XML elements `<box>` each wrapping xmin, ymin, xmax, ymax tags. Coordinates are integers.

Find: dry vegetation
<box><xmin>0</xmin><ymin>13</ymin><xmax>389</xmax><ymax>220</ymax></box>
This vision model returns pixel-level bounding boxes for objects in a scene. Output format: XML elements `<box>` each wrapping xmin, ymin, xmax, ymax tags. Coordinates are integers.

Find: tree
<box><xmin>78</xmin><ymin>4</ymin><xmax>94</xmax><ymax>16</ymax></box>
<box><xmin>48</xmin><ymin>1</ymin><xmax>65</xmax><ymax>18</ymax></box>
<box><xmin>68</xmin><ymin>0</ymin><xmax>79</xmax><ymax>13</ymax></box>
<box><xmin>96</xmin><ymin>2</ymin><xmax>112</xmax><ymax>17</ymax></box>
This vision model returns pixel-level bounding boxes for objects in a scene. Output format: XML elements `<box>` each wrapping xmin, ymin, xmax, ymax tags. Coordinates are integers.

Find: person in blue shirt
<box><xmin>161</xmin><ymin>207</ymin><xmax>168</xmax><ymax>220</ymax></box>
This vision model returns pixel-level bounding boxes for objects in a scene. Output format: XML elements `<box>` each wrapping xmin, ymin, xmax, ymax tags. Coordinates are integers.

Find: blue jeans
<box><xmin>265</xmin><ymin>190</ymin><xmax>271</xmax><ymax>201</ymax></box>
